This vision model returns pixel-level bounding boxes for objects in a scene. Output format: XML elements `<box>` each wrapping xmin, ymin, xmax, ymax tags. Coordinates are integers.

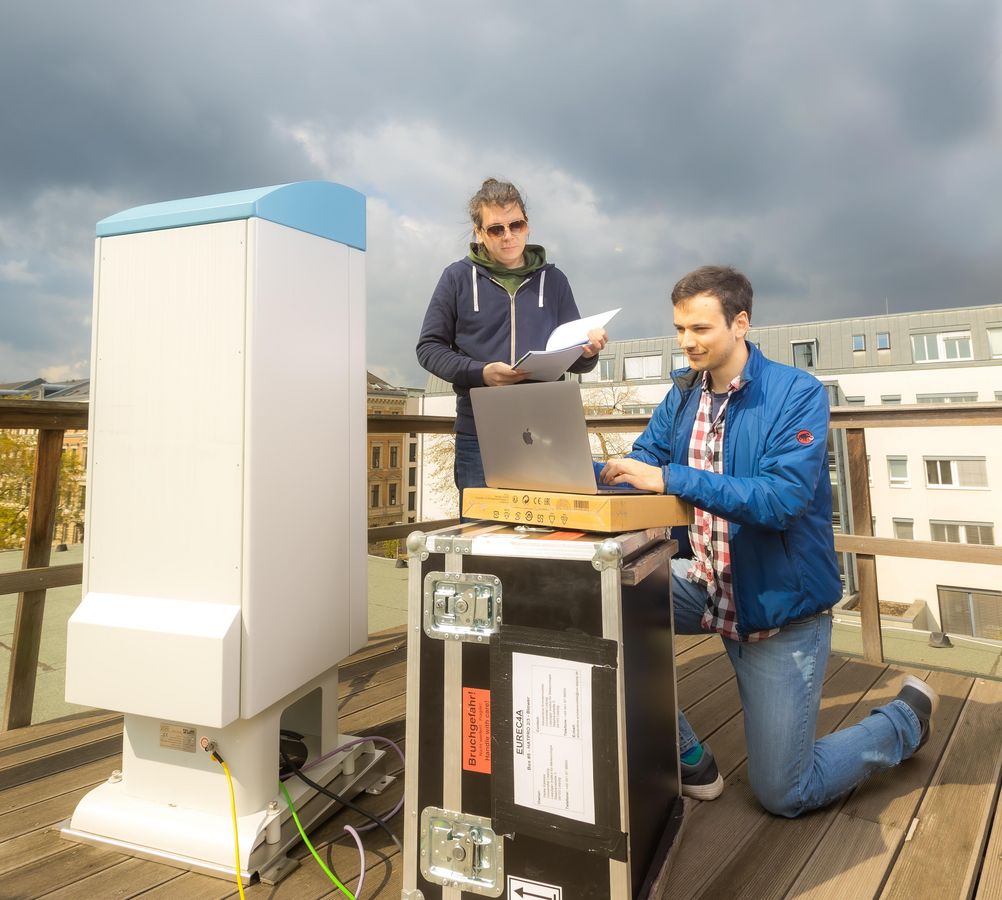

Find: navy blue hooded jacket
<box><xmin>416</xmin><ymin>257</ymin><xmax>598</xmax><ymax>435</ymax></box>
<box><xmin>628</xmin><ymin>343</ymin><xmax>842</xmax><ymax>633</ymax></box>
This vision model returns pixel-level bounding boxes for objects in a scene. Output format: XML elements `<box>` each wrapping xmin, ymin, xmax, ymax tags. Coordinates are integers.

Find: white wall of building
<box><xmin>834</xmin><ymin>367</ymin><xmax>1001</xmax><ymax>630</ymax></box>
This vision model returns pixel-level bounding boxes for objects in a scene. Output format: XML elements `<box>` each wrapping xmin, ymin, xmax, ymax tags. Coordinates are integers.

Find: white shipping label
<box><xmin>511</xmin><ymin>652</ymin><xmax>595</xmax><ymax>824</ymax></box>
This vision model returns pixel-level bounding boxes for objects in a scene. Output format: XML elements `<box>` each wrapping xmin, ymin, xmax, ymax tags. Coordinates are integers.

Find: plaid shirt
<box><xmin>686</xmin><ymin>372</ymin><xmax>779</xmax><ymax>642</ymax></box>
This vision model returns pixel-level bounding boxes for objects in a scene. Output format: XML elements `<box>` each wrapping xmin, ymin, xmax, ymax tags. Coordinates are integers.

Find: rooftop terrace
<box><xmin>2</xmin><ymin>625</ymin><xmax>1002</xmax><ymax>898</ymax></box>
<box><xmin>2</xmin><ymin>398</ymin><xmax>1001</xmax><ymax>897</ymax></box>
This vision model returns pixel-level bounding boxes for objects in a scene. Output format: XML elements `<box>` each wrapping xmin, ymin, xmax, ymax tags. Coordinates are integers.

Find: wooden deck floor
<box><xmin>1</xmin><ymin>625</ymin><xmax>1001</xmax><ymax>899</ymax></box>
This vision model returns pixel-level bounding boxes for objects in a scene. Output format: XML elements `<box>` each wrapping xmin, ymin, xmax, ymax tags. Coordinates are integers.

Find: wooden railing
<box><xmin>0</xmin><ymin>401</ymin><xmax>88</xmax><ymax>731</ymax></box>
<box><xmin>2</xmin><ymin>399</ymin><xmax>1001</xmax><ymax>730</ymax></box>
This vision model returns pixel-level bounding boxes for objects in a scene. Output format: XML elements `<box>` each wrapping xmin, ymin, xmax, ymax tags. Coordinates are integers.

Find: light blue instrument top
<box><xmin>96</xmin><ymin>181</ymin><xmax>366</xmax><ymax>250</ymax></box>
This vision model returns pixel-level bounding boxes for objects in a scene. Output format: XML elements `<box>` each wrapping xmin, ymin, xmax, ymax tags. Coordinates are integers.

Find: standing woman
<box><xmin>417</xmin><ymin>178</ymin><xmax>607</xmax><ymax>508</ymax></box>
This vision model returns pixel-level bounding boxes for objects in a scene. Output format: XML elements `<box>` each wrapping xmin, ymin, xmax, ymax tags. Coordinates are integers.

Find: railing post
<box><xmin>2</xmin><ymin>429</ymin><xmax>64</xmax><ymax>731</ymax></box>
<box><xmin>845</xmin><ymin>428</ymin><xmax>884</xmax><ymax>664</ymax></box>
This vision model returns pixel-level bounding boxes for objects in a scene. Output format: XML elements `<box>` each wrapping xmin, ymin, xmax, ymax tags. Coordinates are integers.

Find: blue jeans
<box><xmin>672</xmin><ymin>557</ymin><xmax>923</xmax><ymax>817</ymax></box>
<box><xmin>454</xmin><ymin>433</ymin><xmax>487</xmax><ymax>519</ymax></box>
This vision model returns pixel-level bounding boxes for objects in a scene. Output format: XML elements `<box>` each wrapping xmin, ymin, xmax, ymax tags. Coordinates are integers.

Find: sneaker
<box><xmin>680</xmin><ymin>745</ymin><xmax>724</xmax><ymax>800</ymax></box>
<box><xmin>896</xmin><ymin>675</ymin><xmax>939</xmax><ymax>751</ymax></box>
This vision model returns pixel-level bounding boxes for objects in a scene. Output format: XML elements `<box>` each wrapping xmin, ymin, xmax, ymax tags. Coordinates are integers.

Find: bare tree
<box><xmin>581</xmin><ymin>383</ymin><xmax>647</xmax><ymax>461</ymax></box>
<box><xmin>422</xmin><ymin>433</ymin><xmax>459</xmax><ymax>516</ymax></box>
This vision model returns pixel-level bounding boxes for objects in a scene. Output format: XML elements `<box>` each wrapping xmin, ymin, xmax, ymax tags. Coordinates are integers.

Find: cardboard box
<box><xmin>463</xmin><ymin>487</ymin><xmax>693</xmax><ymax>533</ymax></box>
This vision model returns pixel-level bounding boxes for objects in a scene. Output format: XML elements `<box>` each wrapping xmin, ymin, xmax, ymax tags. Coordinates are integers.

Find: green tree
<box><xmin>0</xmin><ymin>430</ymin><xmax>85</xmax><ymax>551</ymax></box>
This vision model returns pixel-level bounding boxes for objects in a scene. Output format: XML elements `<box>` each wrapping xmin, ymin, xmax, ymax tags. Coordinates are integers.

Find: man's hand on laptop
<box><xmin>483</xmin><ymin>362</ymin><xmax>528</xmax><ymax>386</ymax></box>
<box><xmin>600</xmin><ymin>458</ymin><xmax>665</xmax><ymax>493</ymax></box>
<box><xmin>581</xmin><ymin>327</ymin><xmax>608</xmax><ymax>358</ymax></box>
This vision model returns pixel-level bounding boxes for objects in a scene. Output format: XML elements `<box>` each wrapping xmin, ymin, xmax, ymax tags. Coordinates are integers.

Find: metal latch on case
<box><xmin>423</xmin><ymin>572</ymin><xmax>502</xmax><ymax>642</ymax></box>
<box><xmin>420</xmin><ymin>808</ymin><xmax>503</xmax><ymax>895</ymax></box>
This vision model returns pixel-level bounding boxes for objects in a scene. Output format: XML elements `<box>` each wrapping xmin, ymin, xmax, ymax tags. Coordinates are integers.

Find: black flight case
<box><xmin>400</xmin><ymin>522</ymin><xmax>683</xmax><ymax>900</ymax></box>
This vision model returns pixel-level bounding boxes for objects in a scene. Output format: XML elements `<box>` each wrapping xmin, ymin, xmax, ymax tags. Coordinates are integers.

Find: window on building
<box><xmin>671</xmin><ymin>351</ymin><xmax>686</xmax><ymax>370</ymax></box>
<box><xmin>371</xmin><ymin>445</ymin><xmax>381</xmax><ymax>469</ymax></box>
<box><xmin>881</xmin><ymin>395</ymin><xmax>901</xmax><ymax>405</ymax></box>
<box><xmin>579</xmin><ymin>367</ymin><xmax>600</xmax><ymax>383</ymax></box>
<box><xmin>845</xmin><ymin>396</ymin><xmax>865</xmax><ymax>405</ymax></box>
<box><xmin>390</xmin><ymin>445</ymin><xmax>399</xmax><ymax>468</ymax></box>
<box><xmin>996</xmin><ymin>391</ymin><xmax>1002</xmax><ymax>402</ymax></box>
<box><xmin>389</xmin><ymin>483</ymin><xmax>398</xmax><ymax>506</ymax></box>
<box><xmin>622</xmin><ymin>404</ymin><xmax>659</xmax><ymax>416</ymax></box>
<box><xmin>409</xmin><ymin>443</ymin><xmax>417</xmax><ymax>462</ymax></box>
<box><xmin>989</xmin><ymin>328</ymin><xmax>1002</xmax><ymax>359</ymax></box>
<box><xmin>892</xmin><ymin>519</ymin><xmax>914</xmax><ymax>540</ymax></box>
<box><xmin>887</xmin><ymin>456</ymin><xmax>909</xmax><ymax>486</ymax></box>
<box><xmin>915</xmin><ymin>393</ymin><xmax>978</xmax><ymax>404</ymax></box>
<box><xmin>852</xmin><ymin>334</ymin><xmax>865</xmax><ymax>352</ymax></box>
<box><xmin>930</xmin><ymin>521</ymin><xmax>995</xmax><ymax>545</ymax></box>
<box><xmin>408</xmin><ymin>468</ymin><xmax>416</xmax><ymax>487</ymax></box>
<box><xmin>924</xmin><ymin>457</ymin><xmax>988</xmax><ymax>488</ymax></box>
<box><xmin>911</xmin><ymin>331</ymin><xmax>973</xmax><ymax>363</ymax></box>
<box><xmin>938</xmin><ymin>586</ymin><xmax>1002</xmax><ymax>641</ymax></box>
<box><xmin>876</xmin><ymin>332</ymin><xmax>891</xmax><ymax>350</ymax></box>
<box><xmin>370</xmin><ymin>484</ymin><xmax>380</xmax><ymax>508</ymax></box>
<box><xmin>585</xmin><ymin>358</ymin><xmax>616</xmax><ymax>381</ymax></box>
<box><xmin>791</xmin><ymin>340</ymin><xmax>817</xmax><ymax>370</ymax></box>
<box><xmin>408</xmin><ymin>491</ymin><xmax>416</xmax><ymax>512</ymax></box>
<box><xmin>624</xmin><ymin>354</ymin><xmax>661</xmax><ymax>380</ymax></box>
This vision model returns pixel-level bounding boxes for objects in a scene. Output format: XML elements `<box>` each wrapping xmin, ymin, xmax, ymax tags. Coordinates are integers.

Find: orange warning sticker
<box><xmin>462</xmin><ymin>687</ymin><xmax>491</xmax><ymax>774</ymax></box>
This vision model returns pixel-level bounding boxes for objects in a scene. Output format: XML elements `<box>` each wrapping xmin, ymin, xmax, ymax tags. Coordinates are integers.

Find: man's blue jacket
<box><xmin>628</xmin><ymin>342</ymin><xmax>842</xmax><ymax>634</ymax></box>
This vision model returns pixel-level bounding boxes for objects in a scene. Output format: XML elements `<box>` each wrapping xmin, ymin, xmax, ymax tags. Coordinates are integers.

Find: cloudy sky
<box><xmin>2</xmin><ymin>1</ymin><xmax>1000</xmax><ymax>387</ymax></box>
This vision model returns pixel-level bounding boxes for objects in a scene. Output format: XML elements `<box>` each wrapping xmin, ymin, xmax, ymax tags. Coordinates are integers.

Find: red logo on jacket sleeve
<box><xmin>796</xmin><ymin>430</ymin><xmax>814</xmax><ymax>445</ymax></box>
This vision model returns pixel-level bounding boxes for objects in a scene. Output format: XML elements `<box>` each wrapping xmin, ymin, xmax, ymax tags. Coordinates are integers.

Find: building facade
<box><xmin>366</xmin><ymin>372</ymin><xmax>421</xmax><ymax>533</ymax></box>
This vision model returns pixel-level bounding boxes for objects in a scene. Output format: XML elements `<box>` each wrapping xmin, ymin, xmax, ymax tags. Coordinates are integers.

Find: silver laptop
<box><xmin>470</xmin><ymin>381</ymin><xmax>653</xmax><ymax>494</ymax></box>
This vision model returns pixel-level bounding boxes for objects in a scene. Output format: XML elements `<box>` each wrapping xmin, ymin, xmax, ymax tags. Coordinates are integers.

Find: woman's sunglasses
<box><xmin>481</xmin><ymin>219</ymin><xmax>528</xmax><ymax>239</ymax></box>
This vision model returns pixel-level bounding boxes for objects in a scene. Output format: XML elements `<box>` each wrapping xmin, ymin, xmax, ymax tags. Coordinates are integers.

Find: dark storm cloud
<box><xmin>1</xmin><ymin>0</ymin><xmax>999</xmax><ymax>383</ymax></box>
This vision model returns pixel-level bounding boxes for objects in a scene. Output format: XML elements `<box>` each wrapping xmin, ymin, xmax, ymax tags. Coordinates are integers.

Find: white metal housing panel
<box><xmin>239</xmin><ymin>218</ymin><xmax>365</xmax><ymax>717</ymax></box>
<box><xmin>65</xmin><ymin>593</ymin><xmax>240</xmax><ymax>726</ymax></box>
<box><xmin>347</xmin><ymin>246</ymin><xmax>368</xmax><ymax>653</ymax></box>
<box><xmin>85</xmin><ymin>222</ymin><xmax>247</xmax><ymax>605</ymax></box>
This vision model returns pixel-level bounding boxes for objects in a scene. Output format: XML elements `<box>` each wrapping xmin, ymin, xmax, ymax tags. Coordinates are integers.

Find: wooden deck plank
<box><xmin>674</xmin><ymin>633</ymin><xmax>716</xmax><ymax>653</ymax></box>
<box><xmin>0</xmin><ymin>755</ymin><xmax>111</xmax><ymax>816</ymax></box>
<box><xmin>690</xmin><ymin>666</ymin><xmax>923</xmax><ymax>900</ymax></box>
<box><xmin>0</xmin><ymin>711</ymin><xmax>120</xmax><ymax>754</ymax></box>
<box><xmin>0</xmin><ymin>719</ymin><xmax>122</xmax><ymax>773</ymax></box>
<box><xmin>0</xmin><ymin>840</ymin><xmax>123</xmax><ymax>899</ymax></box>
<box><xmin>674</xmin><ymin>634</ymin><xmax>725</xmax><ymax>679</ymax></box>
<box><xmin>976</xmin><ymin>781</ymin><xmax>1002</xmax><ymax>899</ymax></box>
<box><xmin>785</xmin><ymin>669</ymin><xmax>973</xmax><ymax>900</ymax></box>
<box><xmin>881</xmin><ymin>677</ymin><xmax>1002</xmax><ymax>900</ymax></box>
<box><xmin>783</xmin><ymin>816</ymin><xmax>905</xmax><ymax>900</ymax></box>
<box><xmin>0</xmin><ymin>626</ymin><xmax>1000</xmax><ymax>900</ymax></box>
<box><xmin>837</xmin><ymin>669</ymin><xmax>973</xmax><ymax>830</ymax></box>
<box><xmin>676</xmin><ymin>653</ymin><xmax>735</xmax><ymax>706</ymax></box>
<box><xmin>0</xmin><ymin>782</ymin><xmax>98</xmax><ymax>842</ymax></box>
<box><xmin>339</xmin><ymin>649</ymin><xmax>406</xmax><ymax>693</ymax></box>
<box><xmin>338</xmin><ymin>675</ymin><xmax>407</xmax><ymax>720</ymax></box>
<box><xmin>0</xmin><ymin>733</ymin><xmax>123</xmax><ymax>793</ymax></box>
<box><xmin>38</xmin><ymin>856</ymin><xmax>186</xmax><ymax>899</ymax></box>
<box><xmin>0</xmin><ymin>828</ymin><xmax>74</xmax><ymax>877</ymax></box>
<box><xmin>658</xmin><ymin>656</ymin><xmax>890</xmax><ymax>899</ymax></box>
